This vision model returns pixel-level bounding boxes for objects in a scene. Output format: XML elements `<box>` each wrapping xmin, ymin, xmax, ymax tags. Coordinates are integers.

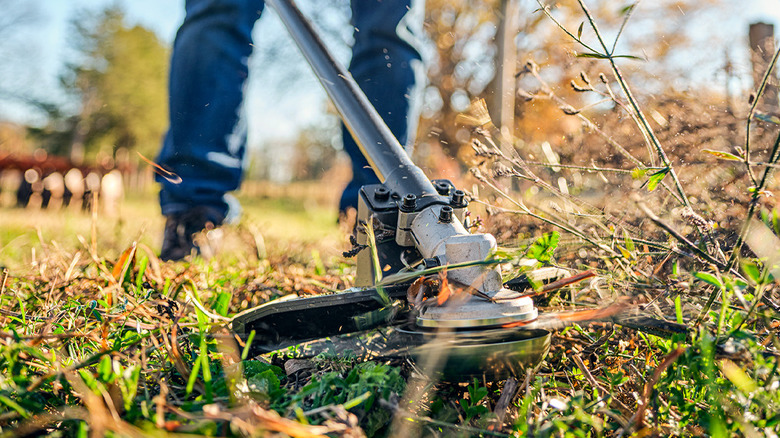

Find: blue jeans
<box><xmin>157</xmin><ymin>0</ymin><xmax>423</xmax><ymax>219</ymax></box>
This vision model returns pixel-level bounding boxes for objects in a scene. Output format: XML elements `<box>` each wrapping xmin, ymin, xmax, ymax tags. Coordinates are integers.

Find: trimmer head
<box><xmin>352</xmin><ymin>178</ymin><xmax>552</xmax><ymax>372</ymax></box>
<box><xmin>231</xmin><ymin>288</ymin><xmax>552</xmax><ymax>381</ymax></box>
<box><xmin>232</xmin><ymin>176</ymin><xmax>559</xmax><ymax>379</ymax></box>
<box><xmin>416</xmin><ymin>292</ymin><xmax>537</xmax><ymax>329</ymax></box>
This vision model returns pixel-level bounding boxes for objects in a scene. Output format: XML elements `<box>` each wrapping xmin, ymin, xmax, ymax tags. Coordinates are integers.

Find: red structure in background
<box><xmin>0</xmin><ymin>150</ymin><xmax>124</xmax><ymax>210</ymax></box>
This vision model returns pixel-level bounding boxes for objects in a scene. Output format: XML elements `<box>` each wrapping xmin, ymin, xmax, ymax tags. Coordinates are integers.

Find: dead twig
<box><xmin>488</xmin><ymin>377</ymin><xmax>520</xmax><ymax>432</ymax></box>
<box><xmin>571</xmin><ymin>354</ymin><xmax>632</xmax><ymax>417</ymax></box>
<box><xmin>638</xmin><ymin>202</ymin><xmax>737</xmax><ymax>275</ymax></box>
<box><xmin>623</xmin><ymin>346</ymin><xmax>687</xmax><ymax>436</ymax></box>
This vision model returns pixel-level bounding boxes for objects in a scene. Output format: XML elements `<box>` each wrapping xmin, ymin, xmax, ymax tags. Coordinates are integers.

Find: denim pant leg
<box><xmin>338</xmin><ymin>0</ymin><xmax>424</xmax><ymax>213</ymax></box>
<box><xmin>157</xmin><ymin>0</ymin><xmax>264</xmax><ymax>219</ymax></box>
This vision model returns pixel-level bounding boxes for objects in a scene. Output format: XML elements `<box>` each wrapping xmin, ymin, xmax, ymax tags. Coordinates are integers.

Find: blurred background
<box><xmin>0</xmin><ymin>0</ymin><xmax>778</xmax><ymax>221</ymax></box>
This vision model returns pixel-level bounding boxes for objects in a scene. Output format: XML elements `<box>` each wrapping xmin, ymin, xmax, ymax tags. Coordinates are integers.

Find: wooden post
<box><xmin>488</xmin><ymin>0</ymin><xmax>520</xmax><ymax>138</ymax></box>
<box><xmin>749</xmin><ymin>22</ymin><xmax>778</xmax><ymax>109</ymax></box>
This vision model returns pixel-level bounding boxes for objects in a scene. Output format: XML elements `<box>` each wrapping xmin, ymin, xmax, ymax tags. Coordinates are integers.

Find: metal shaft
<box><xmin>266</xmin><ymin>0</ymin><xmax>436</xmax><ymax>198</ymax></box>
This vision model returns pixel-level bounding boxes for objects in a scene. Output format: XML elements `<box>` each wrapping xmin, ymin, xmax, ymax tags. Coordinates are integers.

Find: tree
<box><xmin>415</xmin><ymin>0</ymin><xmax>727</xmax><ymax>173</ymax></box>
<box><xmin>49</xmin><ymin>5</ymin><xmax>169</xmax><ymax>162</ymax></box>
<box><xmin>290</xmin><ymin>112</ymin><xmax>343</xmax><ymax>181</ymax></box>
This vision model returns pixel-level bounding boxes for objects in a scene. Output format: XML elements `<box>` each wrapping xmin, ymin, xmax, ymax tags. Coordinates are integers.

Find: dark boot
<box><xmin>160</xmin><ymin>206</ymin><xmax>225</xmax><ymax>261</ymax></box>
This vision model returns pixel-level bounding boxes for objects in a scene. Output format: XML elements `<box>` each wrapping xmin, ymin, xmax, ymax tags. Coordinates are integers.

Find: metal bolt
<box><xmin>374</xmin><ymin>186</ymin><xmax>390</xmax><ymax>201</ymax></box>
<box><xmin>439</xmin><ymin>205</ymin><xmax>454</xmax><ymax>223</ymax></box>
<box><xmin>451</xmin><ymin>189</ymin><xmax>466</xmax><ymax>207</ymax></box>
<box><xmin>435</xmin><ymin>181</ymin><xmax>450</xmax><ymax>195</ymax></box>
<box><xmin>401</xmin><ymin>193</ymin><xmax>417</xmax><ymax>211</ymax></box>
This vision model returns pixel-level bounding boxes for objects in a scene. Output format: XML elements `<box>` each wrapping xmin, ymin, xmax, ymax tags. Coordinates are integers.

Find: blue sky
<box><xmin>11</xmin><ymin>0</ymin><xmax>340</xmax><ymax>149</ymax></box>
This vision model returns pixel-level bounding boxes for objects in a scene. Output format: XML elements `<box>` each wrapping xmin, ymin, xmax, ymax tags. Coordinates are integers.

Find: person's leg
<box><xmin>339</xmin><ymin>0</ymin><xmax>425</xmax><ymax>213</ymax></box>
<box><xmin>157</xmin><ymin>0</ymin><xmax>264</xmax><ymax>260</ymax></box>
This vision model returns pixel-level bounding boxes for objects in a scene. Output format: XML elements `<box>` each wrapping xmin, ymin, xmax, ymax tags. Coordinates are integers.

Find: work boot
<box><xmin>160</xmin><ymin>206</ymin><xmax>225</xmax><ymax>261</ymax></box>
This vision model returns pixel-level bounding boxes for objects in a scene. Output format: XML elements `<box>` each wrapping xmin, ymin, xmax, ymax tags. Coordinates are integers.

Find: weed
<box><xmin>290</xmin><ymin>361</ymin><xmax>405</xmax><ymax>435</ymax></box>
<box><xmin>460</xmin><ymin>378</ymin><xmax>490</xmax><ymax>423</ymax></box>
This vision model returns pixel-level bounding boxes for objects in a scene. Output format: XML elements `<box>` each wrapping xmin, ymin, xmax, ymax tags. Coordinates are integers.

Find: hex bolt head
<box><xmin>401</xmin><ymin>193</ymin><xmax>417</xmax><ymax>211</ymax></box>
<box><xmin>451</xmin><ymin>189</ymin><xmax>466</xmax><ymax>207</ymax></box>
<box><xmin>374</xmin><ymin>186</ymin><xmax>390</xmax><ymax>201</ymax></box>
<box><xmin>439</xmin><ymin>205</ymin><xmax>454</xmax><ymax>223</ymax></box>
<box><xmin>435</xmin><ymin>181</ymin><xmax>450</xmax><ymax>195</ymax></box>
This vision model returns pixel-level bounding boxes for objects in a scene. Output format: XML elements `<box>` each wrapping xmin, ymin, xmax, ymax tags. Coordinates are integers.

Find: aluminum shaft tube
<box><xmin>266</xmin><ymin>0</ymin><xmax>436</xmax><ymax>198</ymax></box>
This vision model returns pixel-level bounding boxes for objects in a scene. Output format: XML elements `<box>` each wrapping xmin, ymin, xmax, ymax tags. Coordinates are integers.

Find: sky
<box><xmin>4</xmin><ymin>0</ymin><xmax>780</xmax><ymax>155</ymax></box>
<box><xmin>6</xmin><ymin>0</ymin><xmax>342</xmax><ymax>151</ymax></box>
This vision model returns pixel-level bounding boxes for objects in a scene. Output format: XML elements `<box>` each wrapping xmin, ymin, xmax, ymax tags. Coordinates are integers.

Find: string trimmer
<box><xmin>232</xmin><ymin>0</ymin><xmax>685</xmax><ymax>379</ymax></box>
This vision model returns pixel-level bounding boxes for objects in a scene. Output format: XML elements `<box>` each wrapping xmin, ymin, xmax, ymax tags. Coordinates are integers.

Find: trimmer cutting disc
<box><xmin>397</xmin><ymin>325</ymin><xmax>551</xmax><ymax>380</ymax></box>
<box><xmin>408</xmin><ymin>290</ymin><xmax>548</xmax><ymax>379</ymax></box>
<box><xmin>416</xmin><ymin>291</ymin><xmax>537</xmax><ymax>329</ymax></box>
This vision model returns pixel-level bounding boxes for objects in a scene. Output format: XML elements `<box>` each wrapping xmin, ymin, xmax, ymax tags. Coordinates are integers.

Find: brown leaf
<box><xmin>163</xmin><ymin>420</ymin><xmax>181</xmax><ymax>431</ymax></box>
<box><xmin>437</xmin><ymin>271</ymin><xmax>451</xmax><ymax>305</ymax></box>
<box><xmin>633</xmin><ymin>346</ymin><xmax>686</xmax><ymax>429</ymax></box>
<box><xmin>112</xmin><ymin>243</ymin><xmax>137</xmax><ymax>283</ymax></box>
<box><xmin>250</xmin><ymin>404</ymin><xmax>332</xmax><ymax>438</ymax></box>
<box><xmin>406</xmin><ymin>276</ymin><xmax>428</xmax><ymax>308</ymax></box>
<box><xmin>516</xmin><ymin>270</ymin><xmax>596</xmax><ymax>299</ymax></box>
<box><xmin>528</xmin><ymin>300</ymin><xmax>629</xmax><ymax>331</ymax></box>
<box><xmin>540</xmin><ymin>270</ymin><xmax>596</xmax><ymax>293</ymax></box>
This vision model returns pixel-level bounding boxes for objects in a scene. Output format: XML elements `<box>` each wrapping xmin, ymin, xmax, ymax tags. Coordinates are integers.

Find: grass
<box><xmin>0</xmin><ymin>194</ymin><xmax>161</xmax><ymax>269</ymax></box>
<box><xmin>0</xmin><ymin>188</ymin><xmax>343</xmax><ymax>271</ymax></box>
<box><xmin>0</xmin><ymin>184</ymin><xmax>368</xmax><ymax>436</ymax></box>
<box><xmin>0</xmin><ymin>178</ymin><xmax>778</xmax><ymax>436</ymax></box>
<box><xmin>237</xmin><ymin>195</ymin><xmax>343</xmax><ymax>251</ymax></box>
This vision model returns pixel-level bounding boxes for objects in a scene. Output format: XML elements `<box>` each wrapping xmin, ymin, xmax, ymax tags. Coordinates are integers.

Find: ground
<box><xmin>0</xmin><ymin>165</ymin><xmax>778</xmax><ymax>437</ymax></box>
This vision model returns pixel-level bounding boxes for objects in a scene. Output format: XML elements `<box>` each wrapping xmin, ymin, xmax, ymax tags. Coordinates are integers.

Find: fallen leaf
<box><xmin>437</xmin><ymin>272</ymin><xmax>450</xmax><ymax>305</ymax></box>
